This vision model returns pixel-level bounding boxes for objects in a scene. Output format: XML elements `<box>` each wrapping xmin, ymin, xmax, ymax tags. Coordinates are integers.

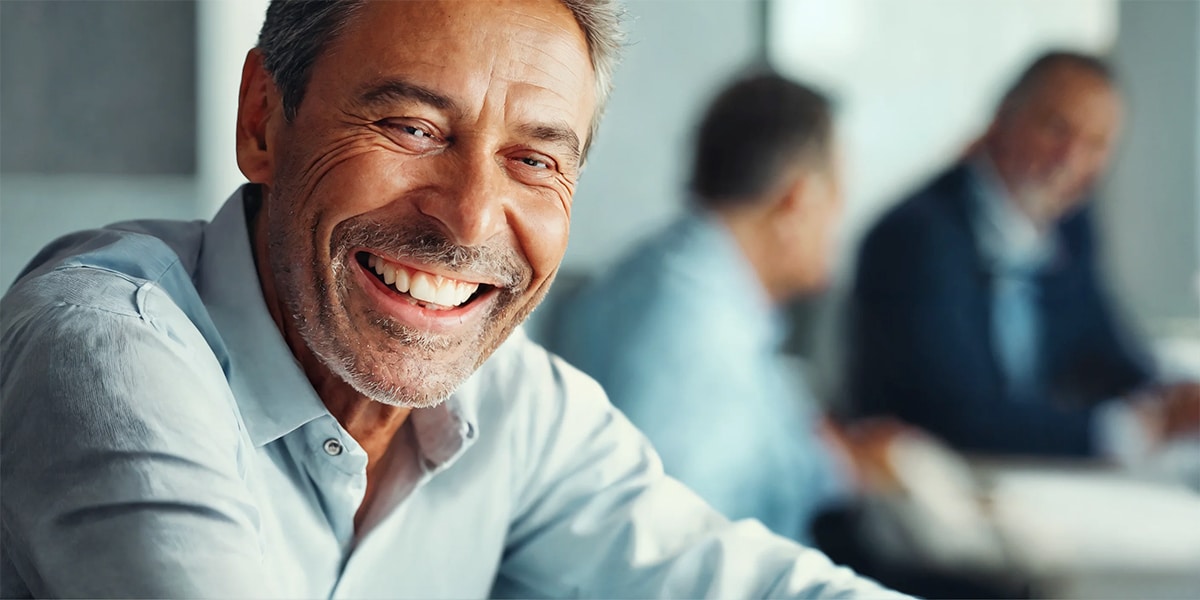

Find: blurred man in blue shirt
<box><xmin>555</xmin><ymin>73</ymin><xmax>872</xmax><ymax>543</ymax></box>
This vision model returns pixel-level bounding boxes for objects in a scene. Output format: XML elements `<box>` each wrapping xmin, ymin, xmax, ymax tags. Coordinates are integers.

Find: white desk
<box><xmin>975</xmin><ymin>461</ymin><xmax>1200</xmax><ymax>599</ymax></box>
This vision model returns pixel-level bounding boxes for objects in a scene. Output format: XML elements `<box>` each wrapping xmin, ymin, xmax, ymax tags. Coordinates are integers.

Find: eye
<box><xmin>504</xmin><ymin>151</ymin><xmax>562</xmax><ymax>186</ymax></box>
<box><xmin>386</xmin><ymin>121</ymin><xmax>439</xmax><ymax>141</ymax></box>
<box><xmin>401</xmin><ymin>124</ymin><xmax>434</xmax><ymax>139</ymax></box>
<box><xmin>377</xmin><ymin>118</ymin><xmax>446</xmax><ymax>152</ymax></box>
<box><xmin>520</xmin><ymin>156</ymin><xmax>550</xmax><ymax>169</ymax></box>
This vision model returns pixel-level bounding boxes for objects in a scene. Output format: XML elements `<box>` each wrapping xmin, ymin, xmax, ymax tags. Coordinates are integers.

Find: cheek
<box><xmin>509</xmin><ymin>196</ymin><xmax>571</xmax><ymax>284</ymax></box>
<box><xmin>283</xmin><ymin>128</ymin><xmax>402</xmax><ymax>207</ymax></box>
<box><xmin>292</xmin><ymin>149</ymin><xmax>421</xmax><ymax>242</ymax></box>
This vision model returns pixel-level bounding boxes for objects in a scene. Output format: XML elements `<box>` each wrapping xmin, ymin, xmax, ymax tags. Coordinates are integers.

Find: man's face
<box><xmin>987</xmin><ymin>65</ymin><xmax>1122</xmax><ymax>225</ymax></box>
<box><xmin>250</xmin><ymin>0</ymin><xmax>595</xmax><ymax>407</ymax></box>
<box><xmin>782</xmin><ymin>147</ymin><xmax>845</xmax><ymax>296</ymax></box>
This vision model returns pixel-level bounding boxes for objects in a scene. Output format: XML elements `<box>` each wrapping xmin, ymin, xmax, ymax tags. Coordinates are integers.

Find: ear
<box><xmin>236</xmin><ymin>49</ymin><xmax>281</xmax><ymax>185</ymax></box>
<box><xmin>771</xmin><ymin>171</ymin><xmax>810</xmax><ymax>223</ymax></box>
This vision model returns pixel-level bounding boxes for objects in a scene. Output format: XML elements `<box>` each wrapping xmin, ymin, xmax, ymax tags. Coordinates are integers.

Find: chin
<box><xmin>337</xmin><ymin>354</ymin><xmax>473</xmax><ymax>409</ymax></box>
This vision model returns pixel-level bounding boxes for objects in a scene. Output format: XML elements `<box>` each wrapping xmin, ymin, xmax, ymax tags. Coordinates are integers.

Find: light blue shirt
<box><xmin>966</xmin><ymin>158</ymin><xmax>1151</xmax><ymax>462</ymax></box>
<box><xmin>554</xmin><ymin>212</ymin><xmax>849</xmax><ymax>545</ymax></box>
<box><xmin>0</xmin><ymin>188</ymin><xmax>901</xmax><ymax>599</ymax></box>
<box><xmin>966</xmin><ymin>157</ymin><xmax>1055</xmax><ymax>400</ymax></box>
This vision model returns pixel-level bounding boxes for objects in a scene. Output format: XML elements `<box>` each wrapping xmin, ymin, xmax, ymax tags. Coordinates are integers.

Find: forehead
<box><xmin>1025</xmin><ymin>65</ymin><xmax>1121</xmax><ymax>123</ymax></box>
<box><xmin>306</xmin><ymin>0</ymin><xmax>595</xmax><ymax>132</ymax></box>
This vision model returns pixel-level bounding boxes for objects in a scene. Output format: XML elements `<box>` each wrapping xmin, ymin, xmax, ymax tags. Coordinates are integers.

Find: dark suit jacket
<box><xmin>846</xmin><ymin>163</ymin><xmax>1154</xmax><ymax>456</ymax></box>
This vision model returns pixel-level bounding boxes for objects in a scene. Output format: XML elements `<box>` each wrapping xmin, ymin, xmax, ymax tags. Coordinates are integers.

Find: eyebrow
<box><xmin>355</xmin><ymin>78</ymin><xmax>459</xmax><ymax>113</ymax></box>
<box><xmin>519</xmin><ymin>122</ymin><xmax>582</xmax><ymax>169</ymax></box>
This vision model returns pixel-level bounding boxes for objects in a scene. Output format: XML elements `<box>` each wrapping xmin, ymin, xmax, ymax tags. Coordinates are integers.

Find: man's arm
<box><xmin>1</xmin><ymin>270</ymin><xmax>269</xmax><ymax>597</ymax></box>
<box><xmin>493</xmin><ymin>354</ymin><xmax>903</xmax><ymax>599</ymax></box>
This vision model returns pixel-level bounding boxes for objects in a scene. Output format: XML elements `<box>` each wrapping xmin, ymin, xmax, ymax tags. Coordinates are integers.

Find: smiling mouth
<box><xmin>355</xmin><ymin>251</ymin><xmax>492</xmax><ymax>311</ymax></box>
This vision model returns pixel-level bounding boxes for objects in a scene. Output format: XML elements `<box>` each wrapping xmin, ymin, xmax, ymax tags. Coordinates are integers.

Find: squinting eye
<box><xmin>520</xmin><ymin>157</ymin><xmax>549</xmax><ymax>169</ymax></box>
<box><xmin>379</xmin><ymin>119</ymin><xmax>441</xmax><ymax>142</ymax></box>
<box><xmin>402</xmin><ymin>125</ymin><xmax>433</xmax><ymax>139</ymax></box>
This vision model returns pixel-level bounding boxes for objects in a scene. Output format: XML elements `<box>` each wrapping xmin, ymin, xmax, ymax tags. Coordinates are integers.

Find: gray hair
<box><xmin>996</xmin><ymin>50</ymin><xmax>1116</xmax><ymax>116</ymax></box>
<box><xmin>257</xmin><ymin>0</ymin><xmax>624</xmax><ymax>157</ymax></box>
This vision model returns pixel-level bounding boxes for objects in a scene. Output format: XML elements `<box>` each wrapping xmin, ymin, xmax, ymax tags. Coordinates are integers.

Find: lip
<box><xmin>352</xmin><ymin>256</ymin><xmax>499</xmax><ymax>333</ymax></box>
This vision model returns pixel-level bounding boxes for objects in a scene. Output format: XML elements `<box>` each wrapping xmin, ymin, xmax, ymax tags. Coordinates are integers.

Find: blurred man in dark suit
<box><xmin>847</xmin><ymin>50</ymin><xmax>1200</xmax><ymax>460</ymax></box>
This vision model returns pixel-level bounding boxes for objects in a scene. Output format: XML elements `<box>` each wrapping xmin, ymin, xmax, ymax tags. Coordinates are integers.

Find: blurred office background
<box><xmin>2</xmin><ymin>1</ymin><xmax>1199</xmax><ymax>598</ymax></box>
<box><xmin>3</xmin><ymin>0</ymin><xmax>1197</xmax><ymax>349</ymax></box>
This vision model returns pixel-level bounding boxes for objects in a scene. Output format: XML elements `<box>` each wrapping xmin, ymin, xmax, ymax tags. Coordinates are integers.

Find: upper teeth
<box><xmin>367</xmin><ymin>254</ymin><xmax>480</xmax><ymax>308</ymax></box>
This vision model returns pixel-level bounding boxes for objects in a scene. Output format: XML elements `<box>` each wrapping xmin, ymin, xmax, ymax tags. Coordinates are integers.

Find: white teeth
<box><xmin>456</xmin><ymin>281</ymin><xmax>479</xmax><ymax>305</ymax></box>
<box><xmin>433</xmin><ymin>281</ymin><xmax>458</xmax><ymax>307</ymax></box>
<box><xmin>408</xmin><ymin>272</ymin><xmax>438</xmax><ymax>304</ymax></box>
<box><xmin>367</xmin><ymin>253</ymin><xmax>480</xmax><ymax>307</ymax></box>
<box><xmin>393</xmin><ymin>267</ymin><xmax>410</xmax><ymax>293</ymax></box>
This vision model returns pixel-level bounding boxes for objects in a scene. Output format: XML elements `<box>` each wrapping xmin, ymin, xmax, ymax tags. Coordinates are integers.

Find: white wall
<box><xmin>197</xmin><ymin>0</ymin><xmax>269</xmax><ymax>214</ymax></box>
<box><xmin>563</xmin><ymin>0</ymin><xmax>764</xmax><ymax>271</ymax></box>
<box><xmin>768</xmin><ymin>0</ymin><xmax>1118</xmax><ymax>267</ymax></box>
<box><xmin>1099</xmin><ymin>0</ymin><xmax>1200</xmax><ymax>331</ymax></box>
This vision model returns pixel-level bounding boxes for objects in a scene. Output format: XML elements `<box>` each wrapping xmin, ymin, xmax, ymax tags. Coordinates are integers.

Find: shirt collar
<box><xmin>966</xmin><ymin>155</ymin><xmax>1056</xmax><ymax>273</ymax></box>
<box><xmin>412</xmin><ymin>386</ymin><xmax>478</xmax><ymax>472</ymax></box>
<box><xmin>198</xmin><ymin>186</ymin><xmax>329</xmax><ymax>447</ymax></box>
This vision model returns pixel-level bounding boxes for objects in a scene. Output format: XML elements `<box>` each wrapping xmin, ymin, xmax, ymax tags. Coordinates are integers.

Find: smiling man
<box><xmin>0</xmin><ymin>1</ymin><xmax>901</xmax><ymax>598</ymax></box>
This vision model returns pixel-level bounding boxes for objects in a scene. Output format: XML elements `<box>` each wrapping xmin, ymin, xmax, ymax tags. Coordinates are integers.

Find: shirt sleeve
<box><xmin>1</xmin><ymin>269</ymin><xmax>271</xmax><ymax>598</ymax></box>
<box><xmin>493</xmin><ymin>354</ymin><xmax>906</xmax><ymax>599</ymax></box>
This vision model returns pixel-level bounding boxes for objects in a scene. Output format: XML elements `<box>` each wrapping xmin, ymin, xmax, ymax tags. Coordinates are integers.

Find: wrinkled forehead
<box><xmin>310</xmin><ymin>0</ymin><xmax>597</xmax><ymax>140</ymax></box>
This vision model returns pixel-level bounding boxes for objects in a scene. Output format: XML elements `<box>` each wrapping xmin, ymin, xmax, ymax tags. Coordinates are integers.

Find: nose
<box><xmin>418</xmin><ymin>152</ymin><xmax>509</xmax><ymax>247</ymax></box>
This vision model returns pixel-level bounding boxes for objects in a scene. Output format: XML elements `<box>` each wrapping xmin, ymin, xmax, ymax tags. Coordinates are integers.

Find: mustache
<box><xmin>333</xmin><ymin>218</ymin><xmax>529</xmax><ymax>289</ymax></box>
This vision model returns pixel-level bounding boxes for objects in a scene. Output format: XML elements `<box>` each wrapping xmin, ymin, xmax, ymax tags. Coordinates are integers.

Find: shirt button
<box><xmin>323</xmin><ymin>438</ymin><xmax>343</xmax><ymax>456</ymax></box>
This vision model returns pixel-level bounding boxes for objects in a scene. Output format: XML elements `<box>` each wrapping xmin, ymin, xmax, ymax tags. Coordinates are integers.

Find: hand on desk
<box><xmin>1159</xmin><ymin>381</ymin><xmax>1200</xmax><ymax>437</ymax></box>
<box><xmin>1130</xmin><ymin>381</ymin><xmax>1200</xmax><ymax>443</ymax></box>
<box><xmin>822</xmin><ymin>418</ymin><xmax>921</xmax><ymax>492</ymax></box>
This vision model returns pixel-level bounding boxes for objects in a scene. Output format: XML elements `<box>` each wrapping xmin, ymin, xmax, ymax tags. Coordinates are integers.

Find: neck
<box><xmin>716</xmin><ymin>208</ymin><xmax>789</xmax><ymax>305</ymax></box>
